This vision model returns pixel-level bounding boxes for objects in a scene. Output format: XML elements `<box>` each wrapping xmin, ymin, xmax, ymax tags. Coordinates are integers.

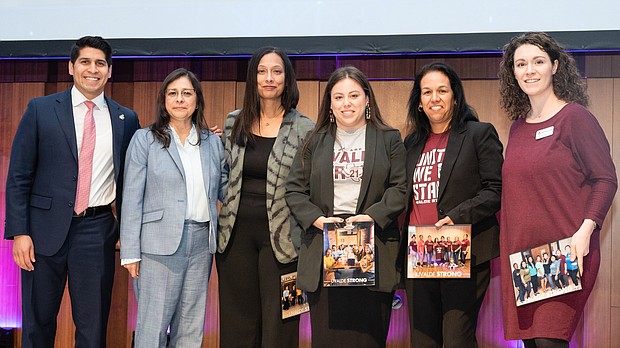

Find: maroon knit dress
<box><xmin>500</xmin><ymin>103</ymin><xmax>617</xmax><ymax>341</ymax></box>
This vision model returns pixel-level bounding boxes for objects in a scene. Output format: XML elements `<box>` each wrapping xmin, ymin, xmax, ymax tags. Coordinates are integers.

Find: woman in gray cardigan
<box><xmin>216</xmin><ymin>47</ymin><xmax>314</xmax><ymax>347</ymax></box>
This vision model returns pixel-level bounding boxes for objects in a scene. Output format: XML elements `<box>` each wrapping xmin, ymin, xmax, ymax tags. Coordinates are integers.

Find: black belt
<box><xmin>73</xmin><ymin>204</ymin><xmax>112</xmax><ymax>218</ymax></box>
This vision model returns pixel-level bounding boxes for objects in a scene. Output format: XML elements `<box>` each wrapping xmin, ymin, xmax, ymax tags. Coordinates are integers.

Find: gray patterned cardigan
<box><xmin>217</xmin><ymin>108</ymin><xmax>315</xmax><ymax>263</ymax></box>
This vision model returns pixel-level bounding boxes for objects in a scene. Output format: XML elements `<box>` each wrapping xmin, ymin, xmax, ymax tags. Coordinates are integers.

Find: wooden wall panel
<box><xmin>462</xmin><ymin>80</ymin><xmax>512</xmax><ymax>146</ymax></box>
<box><xmin>612</xmin><ymin>307</ymin><xmax>620</xmax><ymax>347</ymax></box>
<box><xmin>585</xmin><ymin>55</ymin><xmax>620</xmax><ymax>78</ymax></box>
<box><xmin>0</xmin><ymin>61</ymin><xmax>48</xmax><ymax>83</ymax></box>
<box><xmin>579</xmin><ymin>78</ymin><xmax>614</xmax><ymax>347</ymax></box>
<box><xmin>235</xmin><ymin>82</ymin><xmax>245</xmax><ymax>110</ymax></box>
<box><xmin>414</xmin><ymin>56</ymin><xmax>503</xmax><ymax>80</ymax></box>
<box><xmin>110</xmin><ymin>82</ymin><xmax>135</xmax><ymax>116</ymax></box>
<box><xmin>202</xmin><ymin>81</ymin><xmax>237</xmax><ymax>128</ymax></box>
<box><xmin>336</xmin><ymin>57</ymin><xmax>417</xmax><ymax>80</ymax></box>
<box><xmin>297</xmin><ymin>81</ymin><xmax>320</xmax><ymax>122</ymax></box>
<box><xmin>370</xmin><ymin>80</ymin><xmax>412</xmax><ymax>133</ymax></box>
<box><xmin>586</xmin><ymin>55</ymin><xmax>615</xmax><ymax>78</ymax></box>
<box><xmin>130</xmin><ymin>82</ymin><xmax>160</xmax><ymax>127</ymax></box>
<box><xmin>107</xmin><ymin>257</ymin><xmax>130</xmax><ymax>348</ymax></box>
<box><xmin>132</xmin><ymin>59</ymin><xmax>193</xmax><ymax>82</ymax></box>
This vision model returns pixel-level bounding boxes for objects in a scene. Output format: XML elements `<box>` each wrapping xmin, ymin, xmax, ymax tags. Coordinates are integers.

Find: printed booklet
<box><xmin>509</xmin><ymin>237</ymin><xmax>582</xmax><ymax>307</ymax></box>
<box><xmin>323</xmin><ymin>221</ymin><xmax>375</xmax><ymax>287</ymax></box>
<box><xmin>407</xmin><ymin>224</ymin><xmax>472</xmax><ymax>279</ymax></box>
<box><xmin>280</xmin><ymin>272</ymin><xmax>309</xmax><ymax>319</ymax></box>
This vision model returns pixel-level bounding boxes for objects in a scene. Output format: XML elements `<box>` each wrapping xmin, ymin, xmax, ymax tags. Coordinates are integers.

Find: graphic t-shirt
<box><xmin>333</xmin><ymin>125</ymin><xmax>366</xmax><ymax>215</ymax></box>
<box><xmin>434</xmin><ymin>243</ymin><xmax>445</xmax><ymax>260</ymax></box>
<box><xmin>409</xmin><ymin>132</ymin><xmax>449</xmax><ymax>225</ymax></box>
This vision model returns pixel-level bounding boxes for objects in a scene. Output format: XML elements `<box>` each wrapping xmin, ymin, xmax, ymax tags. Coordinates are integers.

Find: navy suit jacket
<box><xmin>5</xmin><ymin>88</ymin><xmax>140</xmax><ymax>256</ymax></box>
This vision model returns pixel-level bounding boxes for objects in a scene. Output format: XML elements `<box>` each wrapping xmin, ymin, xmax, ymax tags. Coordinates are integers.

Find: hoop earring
<box><xmin>365</xmin><ymin>104</ymin><xmax>371</xmax><ymax>120</ymax></box>
<box><xmin>329</xmin><ymin>109</ymin><xmax>335</xmax><ymax>123</ymax></box>
<box><xmin>418</xmin><ymin>105</ymin><xmax>423</xmax><ymax>112</ymax></box>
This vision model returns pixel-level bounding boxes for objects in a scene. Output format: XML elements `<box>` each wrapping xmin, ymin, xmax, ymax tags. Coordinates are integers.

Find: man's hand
<box><xmin>13</xmin><ymin>235</ymin><xmax>35</xmax><ymax>271</ymax></box>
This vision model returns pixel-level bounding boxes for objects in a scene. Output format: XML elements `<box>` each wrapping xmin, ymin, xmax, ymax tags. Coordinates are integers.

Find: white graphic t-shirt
<box><xmin>333</xmin><ymin>125</ymin><xmax>366</xmax><ymax>215</ymax></box>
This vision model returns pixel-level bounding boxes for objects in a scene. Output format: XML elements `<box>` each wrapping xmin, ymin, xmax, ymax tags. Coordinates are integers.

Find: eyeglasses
<box><xmin>166</xmin><ymin>89</ymin><xmax>196</xmax><ymax>99</ymax></box>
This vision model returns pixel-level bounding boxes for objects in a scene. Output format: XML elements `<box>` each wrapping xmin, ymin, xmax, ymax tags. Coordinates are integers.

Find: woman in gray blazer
<box><xmin>120</xmin><ymin>68</ymin><xmax>228</xmax><ymax>347</ymax></box>
<box><xmin>216</xmin><ymin>47</ymin><xmax>314</xmax><ymax>347</ymax></box>
<box><xmin>286</xmin><ymin>66</ymin><xmax>407</xmax><ymax>347</ymax></box>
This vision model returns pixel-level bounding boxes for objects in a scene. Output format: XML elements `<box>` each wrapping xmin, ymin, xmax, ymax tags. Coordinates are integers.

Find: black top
<box><xmin>241</xmin><ymin>135</ymin><xmax>276</xmax><ymax>195</ymax></box>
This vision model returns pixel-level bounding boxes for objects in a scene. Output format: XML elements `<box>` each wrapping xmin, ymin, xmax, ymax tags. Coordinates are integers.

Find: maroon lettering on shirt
<box><xmin>333</xmin><ymin>147</ymin><xmax>365</xmax><ymax>182</ymax></box>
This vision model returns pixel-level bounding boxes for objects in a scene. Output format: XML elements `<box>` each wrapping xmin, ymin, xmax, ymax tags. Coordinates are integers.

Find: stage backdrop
<box><xmin>1</xmin><ymin>51</ymin><xmax>620</xmax><ymax>347</ymax></box>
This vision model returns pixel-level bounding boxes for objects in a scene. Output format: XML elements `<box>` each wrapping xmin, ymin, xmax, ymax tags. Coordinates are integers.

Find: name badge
<box><xmin>535</xmin><ymin>126</ymin><xmax>554</xmax><ymax>140</ymax></box>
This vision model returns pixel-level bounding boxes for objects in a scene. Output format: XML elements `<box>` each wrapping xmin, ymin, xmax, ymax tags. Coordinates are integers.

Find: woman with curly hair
<box><xmin>498</xmin><ymin>32</ymin><xmax>617</xmax><ymax>348</ymax></box>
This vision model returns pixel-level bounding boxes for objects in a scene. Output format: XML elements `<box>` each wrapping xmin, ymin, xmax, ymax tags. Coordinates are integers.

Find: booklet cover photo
<box><xmin>280</xmin><ymin>272</ymin><xmax>309</xmax><ymax>319</ymax></box>
<box><xmin>407</xmin><ymin>224</ymin><xmax>472</xmax><ymax>279</ymax></box>
<box><xmin>323</xmin><ymin>221</ymin><xmax>375</xmax><ymax>287</ymax></box>
<box><xmin>509</xmin><ymin>236</ymin><xmax>582</xmax><ymax>307</ymax></box>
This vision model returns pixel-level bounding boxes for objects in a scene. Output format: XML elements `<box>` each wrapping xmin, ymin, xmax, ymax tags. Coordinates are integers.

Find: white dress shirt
<box><xmin>71</xmin><ymin>86</ymin><xmax>115</xmax><ymax>207</ymax></box>
<box><xmin>170</xmin><ymin>125</ymin><xmax>210</xmax><ymax>222</ymax></box>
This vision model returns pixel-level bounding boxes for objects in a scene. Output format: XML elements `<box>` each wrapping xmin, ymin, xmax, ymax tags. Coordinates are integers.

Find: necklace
<box><xmin>263</xmin><ymin>116</ymin><xmax>280</xmax><ymax>127</ymax></box>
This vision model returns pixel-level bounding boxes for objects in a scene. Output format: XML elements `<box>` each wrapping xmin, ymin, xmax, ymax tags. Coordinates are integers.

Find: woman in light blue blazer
<box><xmin>120</xmin><ymin>68</ymin><xmax>228</xmax><ymax>347</ymax></box>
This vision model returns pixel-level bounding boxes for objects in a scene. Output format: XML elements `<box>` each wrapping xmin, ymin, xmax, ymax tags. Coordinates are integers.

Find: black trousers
<box><xmin>405</xmin><ymin>261</ymin><xmax>491</xmax><ymax>348</ymax></box>
<box><xmin>21</xmin><ymin>212</ymin><xmax>117</xmax><ymax>348</ymax></box>
<box><xmin>216</xmin><ymin>192</ymin><xmax>299</xmax><ymax>348</ymax></box>
<box><xmin>307</xmin><ymin>285</ymin><xmax>393</xmax><ymax>348</ymax></box>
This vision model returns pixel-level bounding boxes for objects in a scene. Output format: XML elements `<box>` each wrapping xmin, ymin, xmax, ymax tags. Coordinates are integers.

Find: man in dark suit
<box><xmin>4</xmin><ymin>36</ymin><xmax>140</xmax><ymax>348</ymax></box>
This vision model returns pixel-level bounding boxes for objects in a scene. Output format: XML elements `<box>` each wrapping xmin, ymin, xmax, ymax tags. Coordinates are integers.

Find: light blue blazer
<box><xmin>120</xmin><ymin>127</ymin><xmax>228</xmax><ymax>258</ymax></box>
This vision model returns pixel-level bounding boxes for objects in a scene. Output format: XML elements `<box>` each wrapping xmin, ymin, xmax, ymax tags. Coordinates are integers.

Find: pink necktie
<box><xmin>75</xmin><ymin>101</ymin><xmax>96</xmax><ymax>214</ymax></box>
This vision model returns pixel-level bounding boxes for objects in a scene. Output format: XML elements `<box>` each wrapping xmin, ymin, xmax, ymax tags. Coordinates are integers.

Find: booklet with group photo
<box><xmin>509</xmin><ymin>237</ymin><xmax>582</xmax><ymax>307</ymax></box>
<box><xmin>323</xmin><ymin>221</ymin><xmax>375</xmax><ymax>287</ymax></box>
<box><xmin>280</xmin><ymin>272</ymin><xmax>309</xmax><ymax>319</ymax></box>
<box><xmin>406</xmin><ymin>224</ymin><xmax>472</xmax><ymax>279</ymax></box>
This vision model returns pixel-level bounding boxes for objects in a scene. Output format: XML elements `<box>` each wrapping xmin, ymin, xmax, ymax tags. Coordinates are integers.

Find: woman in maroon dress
<box><xmin>498</xmin><ymin>32</ymin><xmax>617</xmax><ymax>348</ymax></box>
